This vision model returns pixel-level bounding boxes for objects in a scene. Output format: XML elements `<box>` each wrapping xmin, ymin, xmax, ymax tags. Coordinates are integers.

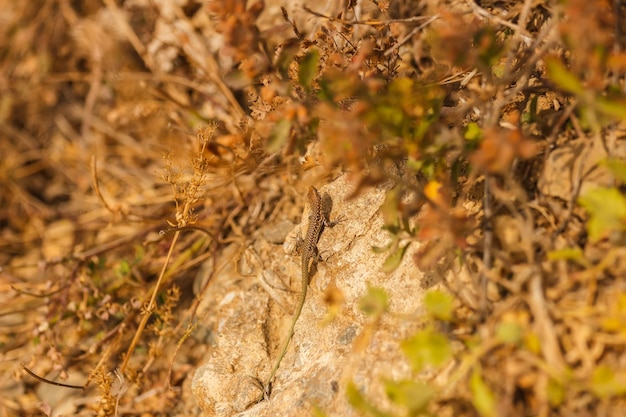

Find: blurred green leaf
<box><xmin>470</xmin><ymin>368</ymin><xmax>496</xmax><ymax>417</ymax></box>
<box><xmin>275</xmin><ymin>38</ymin><xmax>302</xmax><ymax>78</ymax></box>
<box><xmin>347</xmin><ymin>382</ymin><xmax>393</xmax><ymax>417</ymax></box>
<box><xmin>381</xmin><ymin>188</ymin><xmax>401</xmax><ymax>228</ymax></box>
<box><xmin>401</xmin><ymin>329</ymin><xmax>451</xmax><ymax>372</ymax></box>
<box><xmin>547</xmin><ymin>247</ymin><xmax>584</xmax><ymax>262</ymax></box>
<box><xmin>424</xmin><ymin>290</ymin><xmax>454</xmax><ymax>321</ymax></box>
<box><xmin>299</xmin><ymin>49</ymin><xmax>319</xmax><ymax>92</ymax></box>
<box><xmin>596</xmin><ymin>97</ymin><xmax>626</xmax><ymax>120</ymax></box>
<box><xmin>115</xmin><ymin>259</ymin><xmax>131</xmax><ymax>278</ymax></box>
<box><xmin>372</xmin><ymin>241</ymin><xmax>394</xmax><ymax>254</ymax></box>
<box><xmin>476</xmin><ymin>27</ymin><xmax>505</xmax><ymax>70</ymax></box>
<box><xmin>590</xmin><ymin>365</ymin><xmax>626</xmax><ymax>398</ymax></box>
<box><xmin>545</xmin><ymin>57</ymin><xmax>585</xmax><ymax>95</ymax></box>
<box><xmin>491</xmin><ymin>60</ymin><xmax>506</xmax><ymax>78</ymax></box>
<box><xmin>407</xmin><ymin>157</ymin><xmax>437</xmax><ymax>178</ymax></box>
<box><xmin>600</xmin><ymin>293</ymin><xmax>626</xmax><ymax>333</ymax></box>
<box><xmin>384</xmin><ymin>380</ymin><xmax>434</xmax><ymax>414</ymax></box>
<box><xmin>312</xmin><ymin>405</ymin><xmax>327</xmax><ymax>417</ymax></box>
<box><xmin>266</xmin><ymin>118</ymin><xmax>292</xmax><ymax>153</ymax></box>
<box><xmin>496</xmin><ymin>321</ymin><xmax>523</xmax><ymax>345</ymax></box>
<box><xmin>464</xmin><ymin>122</ymin><xmax>482</xmax><ymax>142</ymax></box>
<box><xmin>375</xmin><ymin>104</ymin><xmax>405</xmax><ymax>128</ymax></box>
<box><xmin>547</xmin><ymin>378</ymin><xmax>565</xmax><ymax>407</ymax></box>
<box><xmin>359</xmin><ymin>286</ymin><xmax>388</xmax><ymax>317</ymax></box>
<box><xmin>523</xmin><ymin>331</ymin><xmax>541</xmax><ymax>354</ymax></box>
<box><xmin>578</xmin><ymin>187</ymin><xmax>626</xmax><ymax>242</ymax></box>
<box><xmin>389</xmin><ymin>77</ymin><xmax>414</xmax><ymax>95</ymax></box>
<box><xmin>602</xmin><ymin>158</ymin><xmax>626</xmax><ymax>184</ymax></box>
<box><xmin>524</xmin><ymin>95</ymin><xmax>539</xmax><ymax>124</ymax></box>
<box><xmin>547</xmin><ymin>247</ymin><xmax>590</xmax><ymax>268</ymax></box>
<box><xmin>381</xmin><ymin>243</ymin><xmax>409</xmax><ymax>273</ymax></box>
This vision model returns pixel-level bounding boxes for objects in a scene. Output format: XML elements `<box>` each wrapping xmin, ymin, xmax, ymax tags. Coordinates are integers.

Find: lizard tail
<box><xmin>263</xmin><ymin>287</ymin><xmax>307</xmax><ymax>391</ymax></box>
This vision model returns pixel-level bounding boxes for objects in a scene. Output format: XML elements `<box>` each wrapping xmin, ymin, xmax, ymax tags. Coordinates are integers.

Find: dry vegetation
<box><xmin>2</xmin><ymin>0</ymin><xmax>626</xmax><ymax>416</ymax></box>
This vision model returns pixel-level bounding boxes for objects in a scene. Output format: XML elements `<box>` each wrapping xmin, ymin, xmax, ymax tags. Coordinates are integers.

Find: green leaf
<box><xmin>547</xmin><ymin>378</ymin><xmax>565</xmax><ymax>407</ymax></box>
<box><xmin>359</xmin><ymin>286</ymin><xmax>388</xmax><ymax>317</ymax></box>
<box><xmin>401</xmin><ymin>329</ymin><xmax>451</xmax><ymax>372</ymax></box>
<box><xmin>384</xmin><ymin>380</ymin><xmax>434</xmax><ymax>413</ymax></box>
<box><xmin>346</xmin><ymin>382</ymin><xmax>393</xmax><ymax>417</ymax></box>
<box><xmin>115</xmin><ymin>259</ymin><xmax>131</xmax><ymax>278</ymax></box>
<box><xmin>266</xmin><ymin>118</ymin><xmax>292</xmax><ymax>153</ymax></box>
<box><xmin>523</xmin><ymin>95</ymin><xmax>539</xmax><ymax>124</ymax></box>
<box><xmin>424</xmin><ymin>290</ymin><xmax>454</xmax><ymax>321</ymax></box>
<box><xmin>299</xmin><ymin>49</ymin><xmax>320</xmax><ymax>92</ymax></box>
<box><xmin>312</xmin><ymin>405</ymin><xmax>327</xmax><ymax>417</ymax></box>
<box><xmin>545</xmin><ymin>57</ymin><xmax>585</xmax><ymax>96</ymax></box>
<box><xmin>601</xmin><ymin>158</ymin><xmax>626</xmax><ymax>184</ymax></box>
<box><xmin>590</xmin><ymin>365</ymin><xmax>626</xmax><ymax>398</ymax></box>
<box><xmin>491</xmin><ymin>60</ymin><xmax>506</xmax><ymax>78</ymax></box>
<box><xmin>381</xmin><ymin>188</ymin><xmax>401</xmax><ymax>227</ymax></box>
<box><xmin>222</xmin><ymin>69</ymin><xmax>252</xmax><ymax>89</ymax></box>
<box><xmin>275</xmin><ymin>38</ymin><xmax>301</xmax><ymax>78</ymax></box>
<box><xmin>547</xmin><ymin>247</ymin><xmax>590</xmax><ymax>268</ymax></box>
<box><xmin>523</xmin><ymin>331</ymin><xmax>541</xmax><ymax>354</ymax></box>
<box><xmin>464</xmin><ymin>122</ymin><xmax>482</xmax><ymax>142</ymax></box>
<box><xmin>578</xmin><ymin>187</ymin><xmax>626</xmax><ymax>242</ymax></box>
<box><xmin>475</xmin><ymin>27</ymin><xmax>505</xmax><ymax>69</ymax></box>
<box><xmin>381</xmin><ymin>243</ymin><xmax>409</xmax><ymax>273</ymax></box>
<box><xmin>389</xmin><ymin>77</ymin><xmax>414</xmax><ymax>94</ymax></box>
<box><xmin>600</xmin><ymin>294</ymin><xmax>626</xmax><ymax>333</ymax></box>
<box><xmin>470</xmin><ymin>368</ymin><xmax>496</xmax><ymax>417</ymax></box>
<box><xmin>496</xmin><ymin>321</ymin><xmax>523</xmax><ymax>345</ymax></box>
<box><xmin>372</xmin><ymin>241</ymin><xmax>394</xmax><ymax>254</ymax></box>
<box><xmin>547</xmin><ymin>247</ymin><xmax>584</xmax><ymax>262</ymax></box>
<box><xmin>596</xmin><ymin>97</ymin><xmax>626</xmax><ymax>120</ymax></box>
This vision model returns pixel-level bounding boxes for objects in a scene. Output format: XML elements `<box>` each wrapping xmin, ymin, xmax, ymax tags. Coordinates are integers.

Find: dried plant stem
<box><xmin>528</xmin><ymin>270</ymin><xmax>566</xmax><ymax>375</ymax></box>
<box><xmin>384</xmin><ymin>15</ymin><xmax>439</xmax><ymax>56</ymax></box>
<box><xmin>91</xmin><ymin>155</ymin><xmax>113</xmax><ymax>214</ymax></box>
<box><xmin>481</xmin><ymin>176</ymin><xmax>492</xmax><ymax>315</ymax></box>
<box><xmin>120</xmin><ymin>230</ymin><xmax>181</xmax><ymax>374</ymax></box>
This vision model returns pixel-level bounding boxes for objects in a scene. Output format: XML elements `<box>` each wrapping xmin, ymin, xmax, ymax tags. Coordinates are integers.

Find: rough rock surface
<box><xmin>191</xmin><ymin>177</ymin><xmax>436</xmax><ymax>416</ymax></box>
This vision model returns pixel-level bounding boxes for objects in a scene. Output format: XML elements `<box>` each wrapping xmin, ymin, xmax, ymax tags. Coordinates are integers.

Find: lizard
<box><xmin>263</xmin><ymin>186</ymin><xmax>342</xmax><ymax>398</ymax></box>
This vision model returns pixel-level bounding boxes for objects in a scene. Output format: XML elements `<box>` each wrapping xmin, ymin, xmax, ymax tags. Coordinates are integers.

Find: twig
<box><xmin>120</xmin><ymin>230</ymin><xmax>181</xmax><ymax>373</ymax></box>
<box><xmin>91</xmin><ymin>156</ymin><xmax>114</xmax><ymax>215</ymax></box>
<box><xmin>481</xmin><ymin>176</ymin><xmax>492</xmax><ymax>315</ymax></box>
<box><xmin>468</xmin><ymin>0</ymin><xmax>533</xmax><ymax>45</ymax></box>
<box><xmin>22</xmin><ymin>364</ymin><xmax>84</xmax><ymax>390</ymax></box>
<box><xmin>303</xmin><ymin>5</ymin><xmax>435</xmax><ymax>26</ymax></box>
<box><xmin>384</xmin><ymin>15</ymin><xmax>439</xmax><ymax>56</ymax></box>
